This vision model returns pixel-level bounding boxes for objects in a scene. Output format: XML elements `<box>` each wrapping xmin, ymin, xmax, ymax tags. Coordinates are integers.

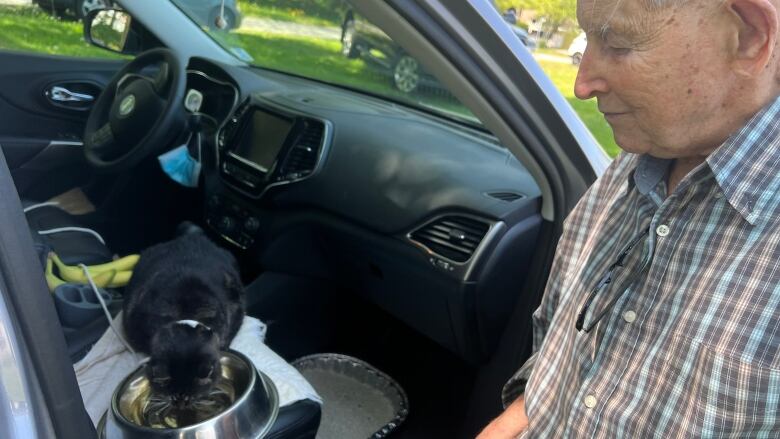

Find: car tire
<box><xmin>209</xmin><ymin>7</ymin><xmax>237</xmax><ymax>31</ymax></box>
<box><xmin>393</xmin><ymin>55</ymin><xmax>420</xmax><ymax>93</ymax></box>
<box><xmin>35</xmin><ymin>0</ymin><xmax>65</xmax><ymax>16</ymax></box>
<box><xmin>75</xmin><ymin>0</ymin><xmax>110</xmax><ymax>19</ymax></box>
<box><xmin>341</xmin><ymin>19</ymin><xmax>359</xmax><ymax>59</ymax></box>
<box><xmin>572</xmin><ymin>52</ymin><xmax>583</xmax><ymax>66</ymax></box>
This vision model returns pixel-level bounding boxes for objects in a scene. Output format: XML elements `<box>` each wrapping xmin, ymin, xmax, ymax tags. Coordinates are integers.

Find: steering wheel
<box><xmin>84</xmin><ymin>48</ymin><xmax>186</xmax><ymax>172</ymax></box>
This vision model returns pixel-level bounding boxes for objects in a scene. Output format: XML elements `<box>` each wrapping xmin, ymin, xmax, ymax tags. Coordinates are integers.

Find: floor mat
<box><xmin>48</xmin><ymin>188</ymin><xmax>95</xmax><ymax>215</ymax></box>
<box><xmin>293</xmin><ymin>354</ymin><xmax>408</xmax><ymax>439</ymax></box>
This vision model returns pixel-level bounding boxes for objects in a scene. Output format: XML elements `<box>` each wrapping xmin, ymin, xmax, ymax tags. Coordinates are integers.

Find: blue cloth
<box><xmin>158</xmin><ymin>141</ymin><xmax>201</xmax><ymax>188</ymax></box>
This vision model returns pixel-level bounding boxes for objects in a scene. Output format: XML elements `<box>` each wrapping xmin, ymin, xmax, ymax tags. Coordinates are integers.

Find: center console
<box><xmin>206</xmin><ymin>98</ymin><xmax>331</xmax><ymax>248</ymax></box>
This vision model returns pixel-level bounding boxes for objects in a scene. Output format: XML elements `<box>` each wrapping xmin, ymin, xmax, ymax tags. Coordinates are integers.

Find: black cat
<box><xmin>123</xmin><ymin>233</ymin><xmax>245</xmax><ymax>406</ymax></box>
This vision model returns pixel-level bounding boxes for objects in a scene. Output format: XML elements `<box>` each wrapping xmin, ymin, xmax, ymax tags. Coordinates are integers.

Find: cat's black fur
<box><xmin>123</xmin><ymin>233</ymin><xmax>244</xmax><ymax>404</ymax></box>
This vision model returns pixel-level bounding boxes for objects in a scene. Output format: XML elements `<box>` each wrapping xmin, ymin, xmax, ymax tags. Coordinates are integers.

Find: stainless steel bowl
<box><xmin>99</xmin><ymin>350</ymin><xmax>279</xmax><ymax>439</ymax></box>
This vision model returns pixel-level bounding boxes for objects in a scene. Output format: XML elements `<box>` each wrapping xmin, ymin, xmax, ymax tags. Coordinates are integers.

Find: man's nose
<box><xmin>574</xmin><ymin>48</ymin><xmax>609</xmax><ymax>100</ymax></box>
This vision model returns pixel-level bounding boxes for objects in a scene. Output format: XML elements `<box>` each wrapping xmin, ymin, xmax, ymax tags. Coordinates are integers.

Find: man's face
<box><xmin>575</xmin><ymin>0</ymin><xmax>734</xmax><ymax>158</ymax></box>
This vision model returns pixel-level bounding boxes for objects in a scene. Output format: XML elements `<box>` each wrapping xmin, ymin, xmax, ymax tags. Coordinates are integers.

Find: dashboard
<box><xmin>185</xmin><ymin>57</ymin><xmax>543</xmax><ymax>363</ymax></box>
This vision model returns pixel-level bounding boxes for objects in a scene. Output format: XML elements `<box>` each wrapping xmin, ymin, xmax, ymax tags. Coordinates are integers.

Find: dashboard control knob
<box><xmin>244</xmin><ymin>217</ymin><xmax>260</xmax><ymax>233</ymax></box>
<box><xmin>218</xmin><ymin>216</ymin><xmax>236</xmax><ymax>232</ymax></box>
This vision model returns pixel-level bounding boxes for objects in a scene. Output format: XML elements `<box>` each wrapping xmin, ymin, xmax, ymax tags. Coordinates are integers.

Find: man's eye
<box><xmin>608</xmin><ymin>46</ymin><xmax>632</xmax><ymax>56</ymax></box>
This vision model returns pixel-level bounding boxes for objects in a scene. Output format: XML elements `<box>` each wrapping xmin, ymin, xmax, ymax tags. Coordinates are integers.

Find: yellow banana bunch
<box><xmin>46</xmin><ymin>253</ymin><xmax>137</xmax><ymax>291</ymax></box>
<box><xmin>45</xmin><ymin>257</ymin><xmax>65</xmax><ymax>292</ymax></box>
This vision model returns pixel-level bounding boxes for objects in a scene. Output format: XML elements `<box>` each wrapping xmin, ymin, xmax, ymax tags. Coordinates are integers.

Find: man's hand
<box><xmin>476</xmin><ymin>395</ymin><xmax>528</xmax><ymax>438</ymax></box>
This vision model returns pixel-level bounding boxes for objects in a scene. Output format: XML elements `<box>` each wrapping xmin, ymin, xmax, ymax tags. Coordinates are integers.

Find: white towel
<box><xmin>74</xmin><ymin>314</ymin><xmax>321</xmax><ymax>426</ymax></box>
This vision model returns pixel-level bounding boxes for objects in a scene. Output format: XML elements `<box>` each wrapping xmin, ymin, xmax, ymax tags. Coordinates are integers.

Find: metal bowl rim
<box><xmin>109</xmin><ymin>349</ymin><xmax>267</xmax><ymax>433</ymax></box>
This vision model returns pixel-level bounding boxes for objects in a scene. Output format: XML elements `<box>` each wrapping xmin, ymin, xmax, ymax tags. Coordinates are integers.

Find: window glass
<box><xmin>171</xmin><ymin>0</ymin><xmax>483</xmax><ymax>126</ymax></box>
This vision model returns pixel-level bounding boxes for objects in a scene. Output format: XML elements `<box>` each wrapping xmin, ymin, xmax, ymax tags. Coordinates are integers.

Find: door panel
<box><xmin>0</xmin><ymin>51</ymin><xmax>125</xmax><ymax>199</ymax></box>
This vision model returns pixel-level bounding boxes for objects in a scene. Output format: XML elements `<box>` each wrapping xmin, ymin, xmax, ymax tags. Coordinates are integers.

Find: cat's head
<box><xmin>146</xmin><ymin>321</ymin><xmax>222</xmax><ymax>406</ymax></box>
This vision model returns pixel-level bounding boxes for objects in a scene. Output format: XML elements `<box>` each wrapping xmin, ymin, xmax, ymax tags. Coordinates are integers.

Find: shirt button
<box><xmin>656</xmin><ymin>224</ymin><xmax>670</xmax><ymax>237</ymax></box>
<box><xmin>623</xmin><ymin>310</ymin><xmax>637</xmax><ymax>323</ymax></box>
<box><xmin>584</xmin><ymin>394</ymin><xmax>597</xmax><ymax>408</ymax></box>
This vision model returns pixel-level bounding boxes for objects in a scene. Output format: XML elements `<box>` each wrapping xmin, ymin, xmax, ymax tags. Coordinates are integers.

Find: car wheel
<box><xmin>341</xmin><ymin>19</ymin><xmax>359</xmax><ymax>58</ymax></box>
<box><xmin>393</xmin><ymin>55</ymin><xmax>420</xmax><ymax>93</ymax></box>
<box><xmin>209</xmin><ymin>7</ymin><xmax>237</xmax><ymax>31</ymax></box>
<box><xmin>572</xmin><ymin>52</ymin><xmax>583</xmax><ymax>66</ymax></box>
<box><xmin>34</xmin><ymin>0</ymin><xmax>61</xmax><ymax>16</ymax></box>
<box><xmin>76</xmin><ymin>0</ymin><xmax>110</xmax><ymax>19</ymax></box>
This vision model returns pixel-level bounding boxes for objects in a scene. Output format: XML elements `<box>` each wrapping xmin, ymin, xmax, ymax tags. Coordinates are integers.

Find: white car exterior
<box><xmin>567</xmin><ymin>33</ymin><xmax>587</xmax><ymax>65</ymax></box>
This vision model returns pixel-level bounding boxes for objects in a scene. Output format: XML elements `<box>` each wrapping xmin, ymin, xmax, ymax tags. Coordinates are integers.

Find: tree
<box><xmin>523</xmin><ymin>0</ymin><xmax>576</xmax><ymax>25</ymax></box>
<box><xmin>493</xmin><ymin>0</ymin><xmax>576</xmax><ymax>21</ymax></box>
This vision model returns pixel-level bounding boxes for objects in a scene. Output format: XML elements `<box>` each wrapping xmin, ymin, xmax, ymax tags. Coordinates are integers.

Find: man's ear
<box><xmin>727</xmin><ymin>0</ymin><xmax>778</xmax><ymax>75</ymax></box>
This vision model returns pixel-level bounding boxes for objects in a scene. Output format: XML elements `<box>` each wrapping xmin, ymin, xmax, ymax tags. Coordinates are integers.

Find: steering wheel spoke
<box><xmin>88</xmin><ymin>123</ymin><xmax>117</xmax><ymax>153</ymax></box>
<box><xmin>152</xmin><ymin>61</ymin><xmax>171</xmax><ymax>97</ymax></box>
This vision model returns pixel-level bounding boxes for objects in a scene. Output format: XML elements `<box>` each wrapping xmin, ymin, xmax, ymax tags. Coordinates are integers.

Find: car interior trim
<box><xmin>48</xmin><ymin>140</ymin><xmax>83</xmax><ymax>147</ymax></box>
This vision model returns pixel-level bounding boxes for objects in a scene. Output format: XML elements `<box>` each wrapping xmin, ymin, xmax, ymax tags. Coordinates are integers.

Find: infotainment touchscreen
<box><xmin>233</xmin><ymin>110</ymin><xmax>294</xmax><ymax>172</ymax></box>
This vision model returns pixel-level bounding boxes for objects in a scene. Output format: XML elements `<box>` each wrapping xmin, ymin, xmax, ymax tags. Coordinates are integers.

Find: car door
<box><xmin>0</xmin><ymin>140</ymin><xmax>95</xmax><ymax>438</ymax></box>
<box><xmin>0</xmin><ymin>4</ymin><xmax>127</xmax><ymax>201</ymax></box>
<box><xmin>349</xmin><ymin>1</ymin><xmax>609</xmax><ymax>434</ymax></box>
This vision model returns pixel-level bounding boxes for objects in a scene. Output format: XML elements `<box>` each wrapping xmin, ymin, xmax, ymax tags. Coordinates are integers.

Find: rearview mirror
<box><xmin>84</xmin><ymin>9</ymin><xmax>149</xmax><ymax>55</ymax></box>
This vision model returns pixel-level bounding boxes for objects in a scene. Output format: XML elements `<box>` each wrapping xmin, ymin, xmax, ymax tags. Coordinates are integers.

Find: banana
<box><xmin>106</xmin><ymin>270</ymin><xmax>132</xmax><ymax>288</ymax></box>
<box><xmin>45</xmin><ymin>257</ymin><xmax>66</xmax><ymax>292</ymax></box>
<box><xmin>50</xmin><ymin>253</ymin><xmax>140</xmax><ymax>284</ymax></box>
<box><xmin>89</xmin><ymin>269</ymin><xmax>117</xmax><ymax>289</ymax></box>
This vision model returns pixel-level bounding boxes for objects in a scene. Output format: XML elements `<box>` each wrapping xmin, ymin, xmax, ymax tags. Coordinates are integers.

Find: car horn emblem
<box><xmin>119</xmin><ymin>94</ymin><xmax>136</xmax><ymax>117</ymax></box>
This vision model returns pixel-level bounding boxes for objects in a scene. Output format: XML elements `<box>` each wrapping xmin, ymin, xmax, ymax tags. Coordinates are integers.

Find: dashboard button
<box><xmin>218</xmin><ymin>216</ymin><xmax>236</xmax><ymax>233</ymax></box>
<box><xmin>244</xmin><ymin>217</ymin><xmax>260</xmax><ymax>233</ymax></box>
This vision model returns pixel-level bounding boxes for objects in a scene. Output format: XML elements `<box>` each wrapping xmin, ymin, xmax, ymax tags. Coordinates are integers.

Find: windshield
<box><xmin>169</xmin><ymin>0</ymin><xmax>481</xmax><ymax>125</ymax></box>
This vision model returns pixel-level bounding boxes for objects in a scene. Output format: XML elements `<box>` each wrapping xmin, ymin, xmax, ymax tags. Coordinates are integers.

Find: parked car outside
<box><xmin>341</xmin><ymin>8</ymin><xmax>537</xmax><ymax>94</ymax></box>
<box><xmin>568</xmin><ymin>32</ymin><xmax>587</xmax><ymax>65</ymax></box>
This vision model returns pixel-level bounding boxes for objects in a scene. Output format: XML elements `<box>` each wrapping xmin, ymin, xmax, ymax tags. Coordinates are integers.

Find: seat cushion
<box><xmin>24</xmin><ymin>201</ymin><xmax>113</xmax><ymax>266</ymax></box>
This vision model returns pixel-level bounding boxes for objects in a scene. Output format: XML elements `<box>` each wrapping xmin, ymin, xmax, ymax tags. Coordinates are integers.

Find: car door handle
<box><xmin>46</xmin><ymin>86</ymin><xmax>95</xmax><ymax>103</ymax></box>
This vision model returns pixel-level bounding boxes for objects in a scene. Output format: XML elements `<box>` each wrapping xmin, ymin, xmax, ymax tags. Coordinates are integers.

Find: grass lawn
<box><xmin>224</xmin><ymin>28</ymin><xmax>471</xmax><ymax>116</ymax></box>
<box><xmin>0</xmin><ymin>6</ymin><xmax>120</xmax><ymax>59</ymax></box>
<box><xmin>239</xmin><ymin>2</ymin><xmax>338</xmax><ymax>27</ymax></box>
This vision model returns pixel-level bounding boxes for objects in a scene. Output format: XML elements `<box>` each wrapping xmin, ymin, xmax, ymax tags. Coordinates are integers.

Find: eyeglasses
<box><xmin>575</xmin><ymin>228</ymin><xmax>653</xmax><ymax>333</ymax></box>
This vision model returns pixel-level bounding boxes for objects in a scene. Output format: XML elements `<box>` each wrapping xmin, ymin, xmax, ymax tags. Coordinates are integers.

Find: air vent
<box><xmin>410</xmin><ymin>216</ymin><xmax>491</xmax><ymax>263</ymax></box>
<box><xmin>279</xmin><ymin>121</ymin><xmax>324</xmax><ymax>179</ymax></box>
<box><xmin>487</xmin><ymin>192</ymin><xmax>524</xmax><ymax>202</ymax></box>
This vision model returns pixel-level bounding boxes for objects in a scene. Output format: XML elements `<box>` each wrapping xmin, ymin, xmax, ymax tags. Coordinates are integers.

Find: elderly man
<box><xmin>479</xmin><ymin>0</ymin><xmax>780</xmax><ymax>437</ymax></box>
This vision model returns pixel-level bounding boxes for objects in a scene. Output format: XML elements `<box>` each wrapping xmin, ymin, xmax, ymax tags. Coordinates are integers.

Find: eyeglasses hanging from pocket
<box><xmin>575</xmin><ymin>227</ymin><xmax>654</xmax><ymax>333</ymax></box>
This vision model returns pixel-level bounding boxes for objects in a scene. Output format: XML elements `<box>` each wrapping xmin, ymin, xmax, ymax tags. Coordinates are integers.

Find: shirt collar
<box><xmin>632</xmin><ymin>154</ymin><xmax>671</xmax><ymax>197</ymax></box>
<box><xmin>707</xmin><ymin>95</ymin><xmax>780</xmax><ymax>225</ymax></box>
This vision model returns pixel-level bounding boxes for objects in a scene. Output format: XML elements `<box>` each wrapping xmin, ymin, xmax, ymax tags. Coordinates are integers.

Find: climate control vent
<box><xmin>279</xmin><ymin>121</ymin><xmax>324</xmax><ymax>179</ymax></box>
<box><xmin>409</xmin><ymin>216</ymin><xmax>491</xmax><ymax>263</ymax></box>
<box><xmin>487</xmin><ymin>191</ymin><xmax>524</xmax><ymax>202</ymax></box>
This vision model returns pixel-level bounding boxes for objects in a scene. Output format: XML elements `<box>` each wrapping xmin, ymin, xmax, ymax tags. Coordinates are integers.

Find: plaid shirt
<box><xmin>502</xmin><ymin>95</ymin><xmax>780</xmax><ymax>438</ymax></box>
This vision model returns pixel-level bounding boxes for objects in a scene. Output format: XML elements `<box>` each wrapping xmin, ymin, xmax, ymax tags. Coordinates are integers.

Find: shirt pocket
<box><xmin>689</xmin><ymin>343</ymin><xmax>780</xmax><ymax>437</ymax></box>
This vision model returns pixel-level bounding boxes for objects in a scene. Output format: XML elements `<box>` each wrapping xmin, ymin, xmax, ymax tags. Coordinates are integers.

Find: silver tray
<box><xmin>292</xmin><ymin>353</ymin><xmax>408</xmax><ymax>439</ymax></box>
